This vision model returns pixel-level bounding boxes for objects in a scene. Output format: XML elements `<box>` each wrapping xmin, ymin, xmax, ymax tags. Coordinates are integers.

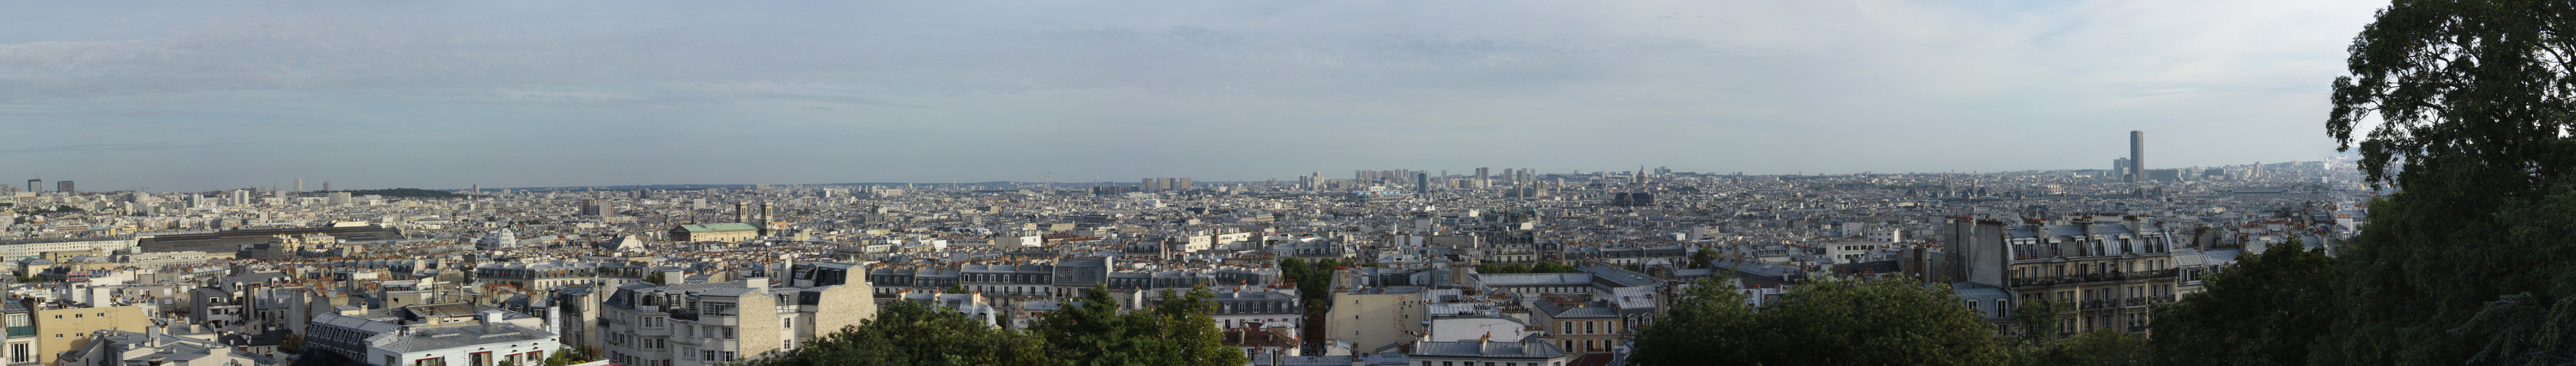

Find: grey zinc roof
<box><xmin>371</xmin><ymin>322</ymin><xmax>555</xmax><ymax>354</ymax></box>
<box><xmin>1410</xmin><ymin>340</ymin><xmax>1567</xmax><ymax>359</ymax></box>
<box><xmin>314</xmin><ymin>313</ymin><xmax>402</xmax><ymax>334</ymax></box>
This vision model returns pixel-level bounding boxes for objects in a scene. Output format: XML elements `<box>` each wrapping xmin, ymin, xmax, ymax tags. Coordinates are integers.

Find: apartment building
<box><xmin>1947</xmin><ymin>216</ymin><xmax>2196</xmax><ymax>339</ymax></box>
<box><xmin>599</xmin><ymin>275</ymin><xmax>874</xmax><ymax>366</ymax></box>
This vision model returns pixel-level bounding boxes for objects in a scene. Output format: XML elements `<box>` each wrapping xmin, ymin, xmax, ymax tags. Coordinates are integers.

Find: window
<box><xmin>721</xmin><ymin>326</ymin><xmax>736</xmax><ymax>340</ymax></box>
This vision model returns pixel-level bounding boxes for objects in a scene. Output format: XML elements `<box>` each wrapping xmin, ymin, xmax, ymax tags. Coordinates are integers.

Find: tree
<box><xmin>2013</xmin><ymin>298</ymin><xmax>2068</xmax><ymax>345</ymax></box>
<box><xmin>740</xmin><ymin>300</ymin><xmax>1054</xmax><ymax>366</ymax></box>
<box><xmin>2147</xmin><ymin>237</ymin><xmax>2338</xmax><ymax>365</ymax></box>
<box><xmin>1028</xmin><ymin>283</ymin><xmax>1246</xmax><ymax>366</ymax></box>
<box><xmin>2015</xmin><ymin>330</ymin><xmax>2148</xmax><ymax>366</ymax></box>
<box><xmin>643</xmin><ymin>272</ymin><xmax>665</xmax><ymax>285</ymax></box>
<box><xmin>2320</xmin><ymin>1</ymin><xmax>2576</xmax><ymax>363</ymax></box>
<box><xmin>1147</xmin><ymin>284</ymin><xmax>1251</xmax><ymax>366</ymax></box>
<box><xmin>1689</xmin><ymin>248</ymin><xmax>1720</xmax><ymax>269</ymax></box>
<box><xmin>278</xmin><ymin>333</ymin><xmax>303</xmax><ymax>353</ymax></box>
<box><xmin>1627</xmin><ymin>277</ymin><xmax>2007</xmax><ymax>365</ymax></box>
<box><xmin>1629</xmin><ymin>277</ymin><xmax>1758</xmax><ymax>365</ymax></box>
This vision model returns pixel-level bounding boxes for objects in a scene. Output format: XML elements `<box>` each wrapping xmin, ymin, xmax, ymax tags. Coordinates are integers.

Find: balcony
<box><xmin>2125</xmin><ymin>298</ymin><xmax>2145</xmax><ymax>307</ymax></box>
<box><xmin>2008</xmin><ymin>269</ymin><xmax>2186</xmax><ymax>288</ymax></box>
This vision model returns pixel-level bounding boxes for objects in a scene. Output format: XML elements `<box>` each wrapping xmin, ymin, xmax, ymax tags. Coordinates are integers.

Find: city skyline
<box><xmin>4</xmin><ymin>1</ymin><xmax>2379</xmax><ymax>191</ymax></box>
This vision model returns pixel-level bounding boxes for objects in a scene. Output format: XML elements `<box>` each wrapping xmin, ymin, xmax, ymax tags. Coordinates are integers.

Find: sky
<box><xmin>0</xmin><ymin>0</ymin><xmax>2388</xmax><ymax>192</ymax></box>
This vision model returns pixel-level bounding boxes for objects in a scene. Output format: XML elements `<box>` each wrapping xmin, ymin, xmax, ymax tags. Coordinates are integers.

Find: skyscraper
<box><xmin>56</xmin><ymin>181</ymin><xmax>73</xmax><ymax>193</ymax></box>
<box><xmin>294</xmin><ymin>179</ymin><xmax>303</xmax><ymax>193</ymax></box>
<box><xmin>2128</xmin><ymin>131</ymin><xmax>2145</xmax><ymax>183</ymax></box>
<box><xmin>25</xmin><ymin>179</ymin><xmax>37</xmax><ymax>193</ymax></box>
<box><xmin>1415</xmin><ymin>173</ymin><xmax>1429</xmax><ymax>197</ymax></box>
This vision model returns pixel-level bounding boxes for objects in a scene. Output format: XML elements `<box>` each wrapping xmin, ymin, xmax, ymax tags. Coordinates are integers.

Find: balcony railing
<box><xmin>2007</xmin><ymin>269</ymin><xmax>2185</xmax><ymax>288</ymax></box>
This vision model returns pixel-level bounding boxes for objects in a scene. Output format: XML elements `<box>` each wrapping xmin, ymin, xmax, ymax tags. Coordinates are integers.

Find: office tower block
<box><xmin>580</xmin><ymin>199</ymin><xmax>604</xmax><ymax>216</ymax></box>
<box><xmin>1178</xmin><ymin>178</ymin><xmax>1191</xmax><ymax>190</ymax></box>
<box><xmin>2130</xmin><ymin>131</ymin><xmax>2144</xmax><ymax>183</ymax></box>
<box><xmin>56</xmin><ymin>181</ymin><xmax>72</xmax><ymax>193</ymax></box>
<box><xmin>472</xmin><ymin>184</ymin><xmax>481</xmax><ymax>193</ymax></box>
<box><xmin>295</xmin><ymin>179</ymin><xmax>303</xmax><ymax>193</ymax></box>
<box><xmin>26</xmin><ymin>179</ymin><xmax>37</xmax><ymax>193</ymax></box>
<box><xmin>1415</xmin><ymin>173</ymin><xmax>1429</xmax><ymax>196</ymax></box>
<box><xmin>323</xmin><ymin>182</ymin><xmax>331</xmax><ymax>192</ymax></box>
<box><xmin>2114</xmin><ymin>158</ymin><xmax>2132</xmax><ymax>178</ymax></box>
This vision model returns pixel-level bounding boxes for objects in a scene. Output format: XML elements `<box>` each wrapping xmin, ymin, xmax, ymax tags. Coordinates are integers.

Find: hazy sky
<box><xmin>1</xmin><ymin>1</ymin><xmax>2386</xmax><ymax>192</ymax></box>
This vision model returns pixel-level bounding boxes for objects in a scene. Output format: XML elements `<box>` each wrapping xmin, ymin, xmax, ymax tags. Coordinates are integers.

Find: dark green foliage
<box><xmin>2015</xmin><ymin>330</ymin><xmax>2148</xmax><ymax>366</ymax></box>
<box><xmin>2449</xmin><ymin>293</ymin><xmax>2576</xmax><ymax>365</ymax></box>
<box><xmin>642</xmin><ymin>272</ymin><xmax>665</xmax><ymax>285</ymax></box>
<box><xmin>1279</xmin><ymin>258</ymin><xmax>1341</xmax><ymax>350</ymax></box>
<box><xmin>1027</xmin><ymin>283</ymin><xmax>1248</xmax><ymax>366</ymax></box>
<box><xmin>278</xmin><ymin>333</ymin><xmax>303</xmax><ymax>353</ymax></box>
<box><xmin>1689</xmin><ymin>248</ymin><xmax>1720</xmax><ymax>269</ymax></box>
<box><xmin>2147</xmin><ymin>237</ymin><xmax>2338</xmax><ymax>365</ymax></box>
<box><xmin>2317</xmin><ymin>1</ymin><xmax>2576</xmax><ymax>364</ymax></box>
<box><xmin>2013</xmin><ymin>298</ymin><xmax>2068</xmax><ymax>346</ymax></box>
<box><xmin>739</xmin><ymin>300</ymin><xmax>1054</xmax><ymax>366</ymax></box>
<box><xmin>1629</xmin><ymin>277</ymin><xmax>1758</xmax><ymax>365</ymax></box>
<box><xmin>1628</xmin><ymin>277</ymin><xmax>2007</xmax><ymax>365</ymax></box>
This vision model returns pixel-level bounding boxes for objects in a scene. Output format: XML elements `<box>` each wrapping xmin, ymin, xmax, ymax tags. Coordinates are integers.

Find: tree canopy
<box><xmin>2147</xmin><ymin>237</ymin><xmax>2339</xmax><ymax>365</ymax></box>
<box><xmin>2317</xmin><ymin>1</ymin><xmax>2576</xmax><ymax>363</ymax></box>
<box><xmin>738</xmin><ymin>300</ymin><xmax>1054</xmax><ymax>366</ymax></box>
<box><xmin>1629</xmin><ymin>277</ymin><xmax>2007</xmax><ymax>365</ymax></box>
<box><xmin>1026</xmin><ymin>283</ymin><xmax>1250</xmax><ymax>366</ymax></box>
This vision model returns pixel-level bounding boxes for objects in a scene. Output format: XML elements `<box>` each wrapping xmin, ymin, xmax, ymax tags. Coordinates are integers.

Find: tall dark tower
<box><xmin>24</xmin><ymin>179</ymin><xmax>36</xmax><ymax>193</ymax></box>
<box><xmin>1415</xmin><ymin>173</ymin><xmax>1429</xmax><ymax>197</ymax></box>
<box><xmin>758</xmin><ymin>201</ymin><xmax>774</xmax><ymax>236</ymax></box>
<box><xmin>2129</xmin><ymin>131</ymin><xmax>2145</xmax><ymax>183</ymax></box>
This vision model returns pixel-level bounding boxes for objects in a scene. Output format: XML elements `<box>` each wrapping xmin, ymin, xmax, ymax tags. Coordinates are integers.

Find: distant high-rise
<box><xmin>294</xmin><ymin>179</ymin><xmax>303</xmax><ymax>193</ymax></box>
<box><xmin>2129</xmin><ymin>131</ymin><xmax>2145</xmax><ymax>183</ymax></box>
<box><xmin>323</xmin><ymin>182</ymin><xmax>332</xmax><ymax>192</ymax></box>
<box><xmin>26</xmin><ymin>179</ymin><xmax>37</xmax><ymax>193</ymax></box>
<box><xmin>56</xmin><ymin>181</ymin><xmax>73</xmax><ymax>193</ymax></box>
<box><xmin>580</xmin><ymin>199</ymin><xmax>604</xmax><ymax>216</ymax></box>
<box><xmin>1415</xmin><ymin>173</ymin><xmax>1429</xmax><ymax>196</ymax></box>
<box><xmin>2114</xmin><ymin>158</ymin><xmax>2132</xmax><ymax>177</ymax></box>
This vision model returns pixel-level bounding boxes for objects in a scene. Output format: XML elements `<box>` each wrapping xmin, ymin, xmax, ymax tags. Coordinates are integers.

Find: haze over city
<box><xmin>30</xmin><ymin>1</ymin><xmax>2576</xmax><ymax>365</ymax></box>
<box><xmin>1</xmin><ymin>1</ymin><xmax>2383</xmax><ymax>192</ymax></box>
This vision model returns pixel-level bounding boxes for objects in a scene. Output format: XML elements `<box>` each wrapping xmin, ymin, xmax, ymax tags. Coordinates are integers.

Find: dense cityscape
<box><xmin>0</xmin><ymin>135</ymin><xmax>2372</xmax><ymax>365</ymax></box>
<box><xmin>29</xmin><ymin>1</ymin><xmax>2576</xmax><ymax>365</ymax></box>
